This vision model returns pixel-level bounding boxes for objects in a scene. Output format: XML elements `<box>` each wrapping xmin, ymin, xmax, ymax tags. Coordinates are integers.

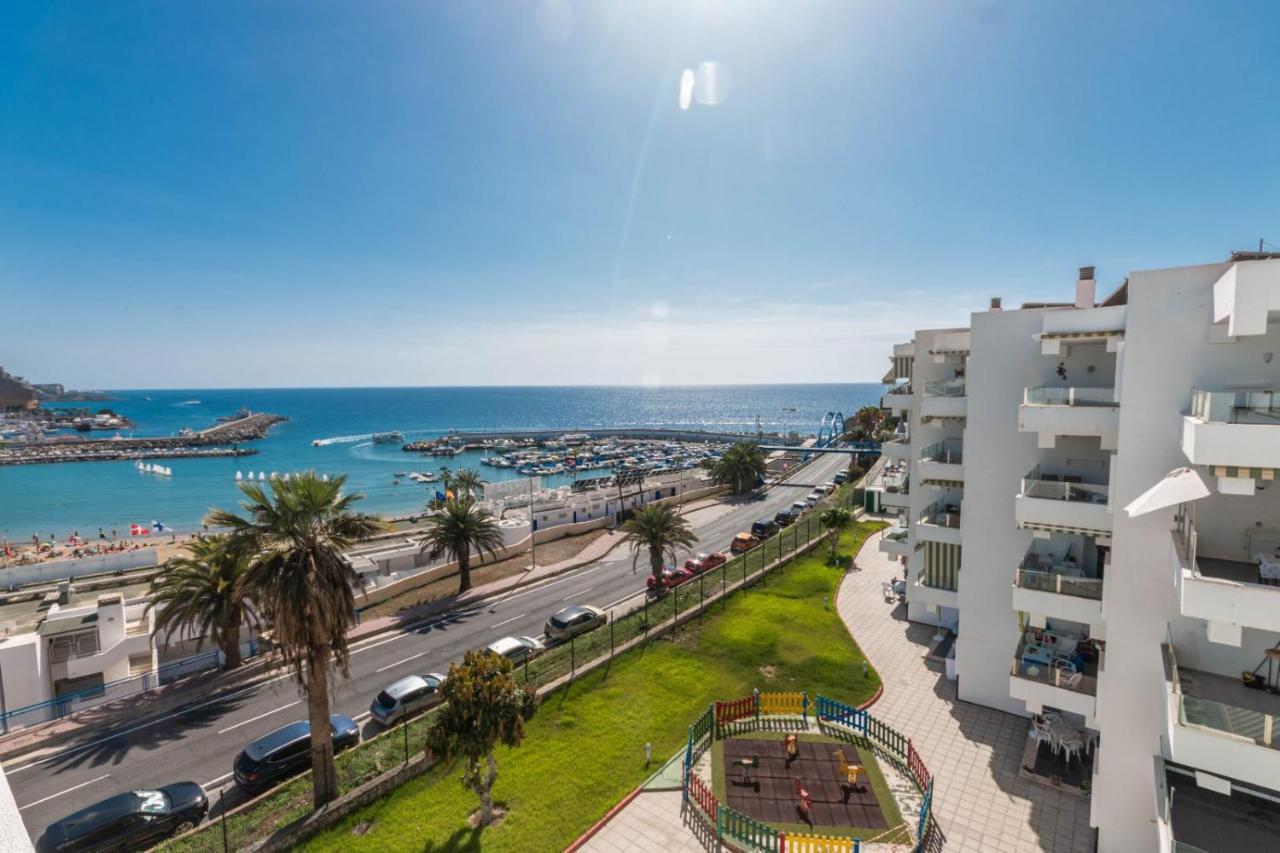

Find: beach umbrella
<box><xmin>1123</xmin><ymin>467</ymin><xmax>1211</xmax><ymax>517</ymax></box>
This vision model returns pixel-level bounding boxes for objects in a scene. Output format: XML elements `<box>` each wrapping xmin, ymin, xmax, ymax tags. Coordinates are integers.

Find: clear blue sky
<box><xmin>2</xmin><ymin>1</ymin><xmax>1278</xmax><ymax>388</ymax></box>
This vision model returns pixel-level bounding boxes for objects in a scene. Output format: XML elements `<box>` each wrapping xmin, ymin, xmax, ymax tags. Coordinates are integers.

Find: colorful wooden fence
<box><xmin>717</xmin><ymin>804</ymin><xmax>782</xmax><ymax>852</ymax></box>
<box><xmin>688</xmin><ymin>769</ymin><xmax>718</xmax><ymax>819</ymax></box>
<box><xmin>815</xmin><ymin>695</ymin><xmax>866</xmax><ymax>732</ymax></box>
<box><xmin>684</xmin><ymin>703</ymin><xmax>716</xmax><ymax>802</ymax></box>
<box><xmin>759</xmin><ymin>690</ymin><xmax>808</xmax><ymax>716</ymax></box>
<box><xmin>782</xmin><ymin>831</ymin><xmax>861</xmax><ymax>853</ymax></box>
<box><xmin>907</xmin><ymin>740</ymin><xmax>932</xmax><ymax>792</ymax></box>
<box><xmin>715</xmin><ymin>694</ymin><xmax>757</xmax><ymax>735</ymax></box>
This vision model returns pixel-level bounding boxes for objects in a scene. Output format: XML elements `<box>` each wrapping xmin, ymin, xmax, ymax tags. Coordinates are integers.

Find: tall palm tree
<box><xmin>620</xmin><ymin>503</ymin><xmax>698</xmax><ymax>583</ymax></box>
<box><xmin>710</xmin><ymin>442</ymin><xmax>767</xmax><ymax>494</ymax></box>
<box><xmin>146</xmin><ymin>535</ymin><xmax>258</xmax><ymax>670</ymax></box>
<box><xmin>207</xmin><ymin>472</ymin><xmax>384</xmax><ymax>808</ymax></box>
<box><xmin>418</xmin><ymin>498</ymin><xmax>505</xmax><ymax>594</ymax></box>
<box><xmin>450</xmin><ymin>468</ymin><xmax>485</xmax><ymax>503</ymax></box>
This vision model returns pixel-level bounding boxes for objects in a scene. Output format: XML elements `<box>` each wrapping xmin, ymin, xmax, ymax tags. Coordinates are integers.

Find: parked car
<box><xmin>805</xmin><ymin>491</ymin><xmax>823</xmax><ymax>507</ymax></box>
<box><xmin>39</xmin><ymin>783</ymin><xmax>209</xmax><ymax>852</ymax></box>
<box><xmin>485</xmin><ymin>635</ymin><xmax>544</xmax><ymax>664</ymax></box>
<box><xmin>684</xmin><ymin>552</ymin><xmax>727</xmax><ymax>574</ymax></box>
<box><xmin>774</xmin><ymin>509</ymin><xmax>796</xmax><ymax>527</ymax></box>
<box><xmin>791</xmin><ymin>500</ymin><xmax>809</xmax><ymax>515</ymax></box>
<box><xmin>751</xmin><ymin>516</ymin><xmax>779</xmax><ymax>539</ymax></box>
<box><xmin>729</xmin><ymin>532</ymin><xmax>760</xmax><ymax>554</ymax></box>
<box><xmin>369</xmin><ymin>673</ymin><xmax>446</xmax><ymax>726</ymax></box>
<box><xmin>233</xmin><ymin>715</ymin><xmax>359</xmax><ymax>793</ymax></box>
<box><xmin>646</xmin><ymin>566</ymin><xmax>696</xmax><ymax>594</ymax></box>
<box><xmin>545</xmin><ymin>605</ymin><xmax>607</xmax><ymax>641</ymax></box>
<box><xmin>834</xmin><ymin>471</ymin><xmax>848</xmax><ymax>485</ymax></box>
<box><xmin>822</xmin><ymin>481</ymin><xmax>838</xmax><ymax>493</ymax></box>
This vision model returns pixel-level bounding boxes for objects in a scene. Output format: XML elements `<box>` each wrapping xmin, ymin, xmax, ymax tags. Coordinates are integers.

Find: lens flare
<box><xmin>678</xmin><ymin>69</ymin><xmax>695</xmax><ymax>111</ymax></box>
<box><xmin>694</xmin><ymin>61</ymin><xmax>732</xmax><ymax>107</ymax></box>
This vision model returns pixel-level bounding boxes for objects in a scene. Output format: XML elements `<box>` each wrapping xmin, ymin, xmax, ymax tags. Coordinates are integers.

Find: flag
<box><xmin>152</xmin><ymin>521</ymin><xmax>168</xmax><ymax>533</ymax></box>
<box><xmin>435</xmin><ymin>490</ymin><xmax>445</xmax><ymax>502</ymax></box>
<box><xmin>130</xmin><ymin>524</ymin><xmax>150</xmax><ymax>536</ymax></box>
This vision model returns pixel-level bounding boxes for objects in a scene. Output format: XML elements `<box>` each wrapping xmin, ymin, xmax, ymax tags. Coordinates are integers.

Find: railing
<box><xmin>1189</xmin><ymin>388</ymin><xmax>1280</xmax><ymax>424</ymax></box>
<box><xmin>883</xmin><ymin>523</ymin><xmax>910</xmax><ymax>543</ymax></box>
<box><xmin>883</xmin><ymin>383</ymin><xmax>913</xmax><ymax>397</ymax></box>
<box><xmin>1024</xmin><ymin>386</ymin><xmax>1118</xmax><ymax>407</ymax></box>
<box><xmin>1020</xmin><ymin>465</ymin><xmax>1109</xmax><ymax>504</ymax></box>
<box><xmin>1171</xmin><ymin>842</ymin><xmax>1212</xmax><ymax>853</ymax></box>
<box><xmin>919</xmin><ymin>439</ymin><xmax>963</xmax><ymax>464</ymax></box>
<box><xmin>1164</xmin><ymin>642</ymin><xmax>1279</xmax><ymax>751</ymax></box>
<box><xmin>1011</xmin><ymin>636</ymin><xmax>1097</xmax><ymax>696</ymax></box>
<box><xmin>917</xmin><ymin>568</ymin><xmax>957</xmax><ymax>593</ymax></box>
<box><xmin>1014</xmin><ymin>568</ymin><xmax>1103</xmax><ymax>600</ymax></box>
<box><xmin>918</xmin><ymin>499</ymin><xmax>960</xmax><ymax>528</ymax></box>
<box><xmin>922</xmin><ymin>379</ymin><xmax>966</xmax><ymax>398</ymax></box>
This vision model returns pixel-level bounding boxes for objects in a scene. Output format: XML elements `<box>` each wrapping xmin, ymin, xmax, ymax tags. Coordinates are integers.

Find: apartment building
<box><xmin>881</xmin><ymin>254</ymin><xmax>1280</xmax><ymax>852</ymax></box>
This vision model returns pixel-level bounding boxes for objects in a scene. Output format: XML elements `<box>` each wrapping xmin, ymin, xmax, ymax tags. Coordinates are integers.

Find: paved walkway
<box><xmin>579</xmin><ymin>528</ymin><xmax>1095</xmax><ymax>853</ymax></box>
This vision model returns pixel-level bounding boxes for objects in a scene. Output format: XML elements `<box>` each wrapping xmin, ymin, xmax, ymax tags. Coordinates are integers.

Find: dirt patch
<box><xmin>351</xmin><ymin>821</ymin><xmax>375</xmax><ymax>836</ymax></box>
<box><xmin>358</xmin><ymin>528</ymin><xmax>612</xmax><ymax>620</ymax></box>
<box><xmin>467</xmin><ymin>807</ymin><xmax>508</xmax><ymax>829</ymax></box>
<box><xmin>758</xmin><ymin>665</ymin><xmax>777</xmax><ymax>679</ymax></box>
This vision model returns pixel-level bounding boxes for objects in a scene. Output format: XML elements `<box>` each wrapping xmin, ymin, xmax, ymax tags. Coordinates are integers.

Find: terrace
<box><xmin>1172</xmin><ymin>500</ymin><xmax>1280</xmax><ymax>636</ymax></box>
<box><xmin>878</xmin><ymin>516</ymin><xmax>912</xmax><ymax>557</ymax></box>
<box><xmin>1013</xmin><ymin>537</ymin><xmax>1106</xmax><ymax>627</ymax></box>
<box><xmin>1010</xmin><ymin>628</ymin><xmax>1100</xmax><ymax>719</ymax></box>
<box><xmin>1020</xmin><ymin>386</ymin><xmax>1119</xmax><ymax>449</ymax></box>
<box><xmin>916</xmin><ymin>498</ymin><xmax>961</xmax><ymax>546</ymax></box>
<box><xmin>1164</xmin><ymin>764</ymin><xmax>1280</xmax><ymax>853</ymax></box>
<box><xmin>920</xmin><ymin>379</ymin><xmax>966</xmax><ymax>423</ymax></box>
<box><xmin>918</xmin><ymin>438</ymin><xmax>963</xmax><ymax>487</ymax></box>
<box><xmin>1015</xmin><ymin>464</ymin><xmax>1112</xmax><ymax>537</ymax></box>
<box><xmin>1182</xmin><ymin>388</ymin><xmax>1280</xmax><ymax>471</ymax></box>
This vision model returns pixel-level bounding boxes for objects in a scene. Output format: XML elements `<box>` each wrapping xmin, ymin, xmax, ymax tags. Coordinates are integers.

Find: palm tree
<box><xmin>844</xmin><ymin>405</ymin><xmax>883</xmax><ymax>441</ymax></box>
<box><xmin>146</xmin><ymin>535</ymin><xmax>258</xmax><ymax>670</ymax></box>
<box><xmin>710</xmin><ymin>442</ymin><xmax>767</xmax><ymax>494</ymax></box>
<box><xmin>450</xmin><ymin>468</ymin><xmax>485</xmax><ymax>503</ymax></box>
<box><xmin>206</xmin><ymin>472</ymin><xmax>384</xmax><ymax>808</ymax></box>
<box><xmin>620</xmin><ymin>503</ymin><xmax>697</xmax><ymax>584</ymax></box>
<box><xmin>418</xmin><ymin>498</ymin><xmax>505</xmax><ymax>594</ymax></box>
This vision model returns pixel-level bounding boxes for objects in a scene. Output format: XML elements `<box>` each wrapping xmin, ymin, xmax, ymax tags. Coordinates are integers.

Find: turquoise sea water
<box><xmin>1</xmin><ymin>384</ymin><xmax>879</xmax><ymax>538</ymax></box>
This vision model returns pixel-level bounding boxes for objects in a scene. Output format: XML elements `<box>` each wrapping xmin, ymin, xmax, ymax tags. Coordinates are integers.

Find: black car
<box><xmin>773</xmin><ymin>509</ymin><xmax>796</xmax><ymax>527</ymax></box>
<box><xmin>39</xmin><ymin>783</ymin><xmax>208</xmax><ymax>852</ymax></box>
<box><xmin>233</xmin><ymin>714</ymin><xmax>360</xmax><ymax>793</ymax></box>
<box><xmin>750</xmin><ymin>516</ymin><xmax>779</xmax><ymax>538</ymax></box>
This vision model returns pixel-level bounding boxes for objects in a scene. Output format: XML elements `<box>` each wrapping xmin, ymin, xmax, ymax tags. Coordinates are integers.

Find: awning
<box><xmin>881</xmin><ymin>365</ymin><xmax>896</xmax><ymax>384</ymax></box>
<box><xmin>1123</xmin><ymin>467</ymin><xmax>1211</xmax><ymax>518</ymax></box>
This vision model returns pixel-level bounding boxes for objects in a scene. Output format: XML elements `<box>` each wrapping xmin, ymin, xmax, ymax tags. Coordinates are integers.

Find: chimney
<box><xmin>1075</xmin><ymin>266</ymin><xmax>1096</xmax><ymax>309</ymax></box>
<box><xmin>990</xmin><ymin>297</ymin><xmax>1003</xmax><ymax>311</ymax></box>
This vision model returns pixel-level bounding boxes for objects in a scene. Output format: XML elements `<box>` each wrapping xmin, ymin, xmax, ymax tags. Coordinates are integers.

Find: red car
<box><xmin>684</xmin><ymin>552</ymin><xmax>727</xmax><ymax>574</ymax></box>
<box><xmin>646</xmin><ymin>566</ymin><xmax>697</xmax><ymax>594</ymax></box>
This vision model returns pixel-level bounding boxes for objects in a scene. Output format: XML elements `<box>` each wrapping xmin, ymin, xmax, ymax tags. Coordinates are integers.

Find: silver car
<box><xmin>369</xmin><ymin>673</ymin><xmax>446</xmax><ymax>726</ymax></box>
<box><xmin>485</xmin><ymin>635</ymin><xmax>544</xmax><ymax>664</ymax></box>
<box><xmin>545</xmin><ymin>605</ymin><xmax>606</xmax><ymax>642</ymax></box>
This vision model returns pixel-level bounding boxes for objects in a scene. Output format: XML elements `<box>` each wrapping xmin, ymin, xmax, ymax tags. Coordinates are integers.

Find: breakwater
<box><xmin>0</xmin><ymin>412</ymin><xmax>284</xmax><ymax>466</ymax></box>
<box><xmin>404</xmin><ymin>427</ymin><xmax>802</xmax><ymax>452</ymax></box>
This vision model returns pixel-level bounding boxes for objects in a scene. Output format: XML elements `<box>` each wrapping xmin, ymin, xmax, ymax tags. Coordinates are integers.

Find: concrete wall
<box><xmin>0</xmin><ymin>549</ymin><xmax>157</xmax><ymax>589</ymax></box>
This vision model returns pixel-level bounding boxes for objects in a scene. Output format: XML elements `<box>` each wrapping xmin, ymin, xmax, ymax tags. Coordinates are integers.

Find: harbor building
<box><xmin>0</xmin><ymin>367</ymin><xmax>37</xmax><ymax>413</ymax></box>
<box><xmin>881</xmin><ymin>253</ymin><xmax>1280</xmax><ymax>852</ymax></box>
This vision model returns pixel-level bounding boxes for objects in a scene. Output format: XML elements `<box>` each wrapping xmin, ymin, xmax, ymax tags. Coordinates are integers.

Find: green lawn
<box><xmin>302</xmin><ymin>519</ymin><xmax>886</xmax><ymax>853</ymax></box>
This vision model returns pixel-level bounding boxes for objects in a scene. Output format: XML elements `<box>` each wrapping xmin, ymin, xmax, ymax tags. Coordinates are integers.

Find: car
<box><xmin>545</xmin><ymin>605</ymin><xmax>607</xmax><ymax>641</ymax></box>
<box><xmin>369</xmin><ymin>673</ymin><xmax>446</xmax><ymax>726</ymax></box>
<box><xmin>233</xmin><ymin>715</ymin><xmax>360</xmax><ymax>793</ymax></box>
<box><xmin>833</xmin><ymin>472</ymin><xmax>848</xmax><ymax>485</ymax></box>
<box><xmin>39</xmin><ymin>783</ymin><xmax>208</xmax><ymax>852</ymax></box>
<box><xmin>805</xmin><ymin>493</ymin><xmax>822</xmax><ymax>507</ymax></box>
<box><xmin>485</xmin><ymin>635</ymin><xmax>544</xmax><ymax>664</ymax></box>
<box><xmin>751</xmin><ymin>516</ymin><xmax>779</xmax><ymax>538</ymax></box>
<box><xmin>822</xmin><ymin>481</ymin><xmax>838</xmax><ymax>493</ymax></box>
<box><xmin>646</xmin><ymin>566</ymin><xmax>696</xmax><ymax>594</ymax></box>
<box><xmin>729</xmin><ymin>532</ymin><xmax>760</xmax><ymax>554</ymax></box>
<box><xmin>791</xmin><ymin>500</ymin><xmax>808</xmax><ymax>515</ymax></box>
<box><xmin>774</xmin><ymin>509</ymin><xmax>796</xmax><ymax>527</ymax></box>
<box><xmin>683</xmin><ymin>552</ymin><xmax>727</xmax><ymax>573</ymax></box>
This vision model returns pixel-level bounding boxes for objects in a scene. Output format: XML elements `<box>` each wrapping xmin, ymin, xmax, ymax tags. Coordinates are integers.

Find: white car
<box><xmin>805</xmin><ymin>492</ymin><xmax>822</xmax><ymax>507</ymax></box>
<box><xmin>791</xmin><ymin>500</ymin><xmax>808</xmax><ymax>514</ymax></box>
<box><xmin>486</xmin><ymin>635</ymin><xmax>544</xmax><ymax>664</ymax></box>
<box><xmin>822</xmin><ymin>481</ymin><xmax>838</xmax><ymax>493</ymax></box>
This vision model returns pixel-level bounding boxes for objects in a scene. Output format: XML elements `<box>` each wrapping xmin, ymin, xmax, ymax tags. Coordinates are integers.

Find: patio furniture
<box><xmin>1030</xmin><ymin>718</ymin><xmax>1054</xmax><ymax>754</ymax></box>
<box><xmin>1053</xmin><ymin>657</ymin><xmax>1079</xmax><ymax>675</ymax></box>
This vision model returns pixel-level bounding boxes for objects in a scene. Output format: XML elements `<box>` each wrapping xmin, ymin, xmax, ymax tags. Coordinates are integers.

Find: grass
<box><xmin>710</xmin><ymin>731</ymin><xmax>910</xmax><ymax>844</ymax></box>
<box><xmin>298</xmin><ymin>518</ymin><xmax>886</xmax><ymax>853</ymax></box>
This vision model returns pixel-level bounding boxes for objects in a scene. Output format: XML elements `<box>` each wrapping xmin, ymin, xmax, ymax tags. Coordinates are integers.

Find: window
<box><xmin>270</xmin><ymin>740</ymin><xmax>308</xmax><ymax>762</ymax></box>
<box><xmin>48</xmin><ymin>629</ymin><xmax>100</xmax><ymax>663</ymax></box>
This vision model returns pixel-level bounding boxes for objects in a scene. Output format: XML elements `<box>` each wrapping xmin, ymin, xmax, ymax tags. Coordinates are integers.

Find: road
<box><xmin>8</xmin><ymin>451</ymin><xmax>851</xmax><ymax>842</ymax></box>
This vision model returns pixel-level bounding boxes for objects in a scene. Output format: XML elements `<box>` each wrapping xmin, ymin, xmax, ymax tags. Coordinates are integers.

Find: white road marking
<box><xmin>375</xmin><ymin>650</ymin><xmax>430</xmax><ymax>673</ymax></box>
<box><xmin>203</xmin><ymin>771</ymin><xmax>234</xmax><ymax>788</ymax></box>
<box><xmin>19</xmin><ymin>774</ymin><xmax>111</xmax><ymax>810</ymax></box>
<box><xmin>498</xmin><ymin>571</ymin><xmax>587</xmax><ymax>602</ymax></box>
<box><xmin>353</xmin><ymin>711</ymin><xmax>372</xmax><ymax>723</ymax></box>
<box><xmin>601</xmin><ymin>591</ymin><xmax>641</xmax><ymax>610</ymax></box>
<box><xmin>216</xmin><ymin>700</ymin><xmax>300</xmax><ymax>735</ymax></box>
<box><xmin>490</xmin><ymin>612</ymin><xmax>526</xmax><ymax>629</ymax></box>
<box><xmin>563</xmin><ymin>586</ymin><xmax>597</xmax><ymax>600</ymax></box>
<box><xmin>349</xmin><ymin>633</ymin><xmax>411</xmax><ymax>656</ymax></box>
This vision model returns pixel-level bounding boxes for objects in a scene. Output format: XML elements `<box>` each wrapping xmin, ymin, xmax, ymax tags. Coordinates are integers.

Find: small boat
<box><xmin>393</xmin><ymin>478</ymin><xmax>401</xmax><ymax>485</ymax></box>
<box><xmin>372</xmin><ymin>431</ymin><xmax>404</xmax><ymax>445</ymax></box>
<box><xmin>394</xmin><ymin>471</ymin><xmax>408</xmax><ymax>478</ymax></box>
<box><xmin>236</xmin><ymin>471</ymin><xmax>243</xmax><ymax>480</ymax></box>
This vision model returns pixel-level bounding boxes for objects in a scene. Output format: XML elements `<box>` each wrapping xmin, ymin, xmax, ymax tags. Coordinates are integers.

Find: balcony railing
<box><xmin>919</xmin><ymin>499</ymin><xmax>961</xmax><ymax>528</ymax></box>
<box><xmin>1189</xmin><ymin>389</ymin><xmax>1280</xmax><ymax>424</ymax></box>
<box><xmin>922</xmin><ymin>379</ymin><xmax>966</xmax><ymax>398</ymax></box>
<box><xmin>920</xmin><ymin>439</ymin><xmax>963</xmax><ymax>464</ymax></box>
<box><xmin>1011</xmin><ymin>634</ymin><xmax>1098</xmax><ymax>696</ymax></box>
<box><xmin>883</xmin><ymin>383</ymin><xmax>913</xmax><ymax>397</ymax></box>
<box><xmin>1014</xmin><ymin>568</ymin><xmax>1103</xmax><ymax>600</ymax></box>
<box><xmin>1024</xmin><ymin>386</ymin><xmax>1118</xmax><ymax>407</ymax></box>
<box><xmin>1163</xmin><ymin>642</ymin><xmax>1280</xmax><ymax>752</ymax></box>
<box><xmin>1021</xmin><ymin>465</ymin><xmax>1110</xmax><ymax>505</ymax></box>
<box><xmin>917</xmin><ymin>568</ymin><xmax>957</xmax><ymax>592</ymax></box>
<box><xmin>883</xmin><ymin>523</ymin><xmax>910</xmax><ymax>543</ymax></box>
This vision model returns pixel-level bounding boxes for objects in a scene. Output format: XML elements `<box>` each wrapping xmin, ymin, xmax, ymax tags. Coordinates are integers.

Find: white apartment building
<box><xmin>881</xmin><ymin>254</ymin><xmax>1280</xmax><ymax>852</ymax></box>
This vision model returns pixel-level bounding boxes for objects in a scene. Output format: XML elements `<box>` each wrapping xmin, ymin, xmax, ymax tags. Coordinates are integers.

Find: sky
<box><xmin>2</xmin><ymin>1</ymin><xmax>1279</xmax><ymax>389</ymax></box>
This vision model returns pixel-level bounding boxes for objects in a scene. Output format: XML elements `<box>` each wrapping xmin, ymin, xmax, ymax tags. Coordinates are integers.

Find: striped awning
<box><xmin>1017</xmin><ymin>520</ymin><xmax>1112</xmax><ymax>540</ymax></box>
<box><xmin>921</xmin><ymin>415</ymin><xmax>966</xmax><ymax>425</ymax></box>
<box><xmin>923</xmin><ymin>541</ymin><xmax>961</xmax><ymax>591</ymax></box>
<box><xmin>1039</xmin><ymin>329</ymin><xmax>1125</xmax><ymax>340</ymax></box>
<box><xmin>1209</xmin><ymin>465</ymin><xmax>1275</xmax><ymax>481</ymax></box>
<box><xmin>920</xmin><ymin>477</ymin><xmax>964</xmax><ymax>488</ymax></box>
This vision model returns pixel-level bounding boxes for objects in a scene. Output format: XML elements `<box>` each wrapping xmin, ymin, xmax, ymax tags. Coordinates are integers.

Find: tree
<box><xmin>146</xmin><ymin>535</ymin><xmax>258</xmax><ymax>670</ymax></box>
<box><xmin>207</xmin><ymin>472</ymin><xmax>384</xmax><ymax>808</ymax></box>
<box><xmin>620</xmin><ymin>502</ymin><xmax>697</xmax><ymax>584</ymax></box>
<box><xmin>450</xmin><ymin>468</ymin><xmax>485</xmax><ymax>502</ymax></box>
<box><xmin>710</xmin><ymin>442</ymin><xmax>766</xmax><ymax>494</ymax></box>
<box><xmin>819</xmin><ymin>507</ymin><xmax>853</xmax><ymax>559</ymax></box>
<box><xmin>426</xmin><ymin>649</ymin><xmax>538</xmax><ymax>827</ymax></box>
<box><xmin>843</xmin><ymin>405</ymin><xmax>883</xmax><ymax>441</ymax></box>
<box><xmin>419</xmin><ymin>498</ymin><xmax>505</xmax><ymax>594</ymax></box>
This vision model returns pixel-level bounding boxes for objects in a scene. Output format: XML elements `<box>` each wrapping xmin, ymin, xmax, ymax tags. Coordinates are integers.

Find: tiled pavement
<box><xmin>579</xmin><ymin>527</ymin><xmax>1096</xmax><ymax>852</ymax></box>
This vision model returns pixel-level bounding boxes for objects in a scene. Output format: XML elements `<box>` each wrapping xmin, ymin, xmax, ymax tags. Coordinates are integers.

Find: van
<box><xmin>751</xmin><ymin>516</ymin><xmax>778</xmax><ymax>538</ymax></box>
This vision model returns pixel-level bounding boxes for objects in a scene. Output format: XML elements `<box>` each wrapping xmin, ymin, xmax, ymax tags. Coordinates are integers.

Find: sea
<box><xmin>0</xmin><ymin>384</ymin><xmax>880</xmax><ymax>539</ymax></box>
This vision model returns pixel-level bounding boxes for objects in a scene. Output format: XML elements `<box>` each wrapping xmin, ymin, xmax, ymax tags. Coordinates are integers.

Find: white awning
<box><xmin>1123</xmin><ymin>467</ymin><xmax>1211</xmax><ymax>518</ymax></box>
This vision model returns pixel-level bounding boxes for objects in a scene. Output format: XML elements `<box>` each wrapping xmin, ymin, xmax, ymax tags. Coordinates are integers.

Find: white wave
<box><xmin>311</xmin><ymin>433</ymin><xmax>373</xmax><ymax>447</ymax></box>
<box><xmin>175</xmin><ymin>400</ymin><xmax>201</xmax><ymax>406</ymax></box>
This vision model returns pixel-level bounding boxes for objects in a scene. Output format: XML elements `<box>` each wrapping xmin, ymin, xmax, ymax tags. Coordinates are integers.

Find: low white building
<box><xmin>884</xmin><ymin>253</ymin><xmax>1280</xmax><ymax>852</ymax></box>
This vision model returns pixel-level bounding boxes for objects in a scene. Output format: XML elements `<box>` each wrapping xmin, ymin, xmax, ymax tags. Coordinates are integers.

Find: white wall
<box><xmin>0</xmin><ymin>549</ymin><xmax>157</xmax><ymax>589</ymax></box>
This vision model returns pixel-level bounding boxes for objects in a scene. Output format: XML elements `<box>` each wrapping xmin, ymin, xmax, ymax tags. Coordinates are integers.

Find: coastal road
<box><xmin>8</xmin><ymin>451</ymin><xmax>852</xmax><ymax>843</ymax></box>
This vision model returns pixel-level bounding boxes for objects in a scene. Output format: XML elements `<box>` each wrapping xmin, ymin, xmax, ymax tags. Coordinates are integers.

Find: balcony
<box><xmin>1172</xmin><ymin>513</ymin><xmax>1280</xmax><ymax>637</ymax></box>
<box><xmin>1019</xmin><ymin>387</ymin><xmax>1120</xmax><ymax>450</ymax></box>
<box><xmin>1163</xmin><ymin>642</ymin><xmax>1280</xmax><ymax>792</ymax></box>
<box><xmin>1015</xmin><ymin>466</ymin><xmax>1112</xmax><ymax>537</ymax></box>
<box><xmin>1012</xmin><ymin>547</ymin><xmax>1105</xmax><ymax>626</ymax></box>
<box><xmin>1212</xmin><ymin>257</ymin><xmax>1280</xmax><ymax>339</ymax></box>
<box><xmin>918</xmin><ymin>439</ymin><xmax>964</xmax><ymax>486</ymax></box>
<box><xmin>878</xmin><ymin>519</ymin><xmax>912</xmax><ymax>557</ymax></box>
<box><xmin>1009</xmin><ymin>630</ymin><xmax>1100</xmax><ymax>720</ymax></box>
<box><xmin>927</xmin><ymin>331</ymin><xmax>970</xmax><ymax>362</ymax></box>
<box><xmin>870</xmin><ymin>464</ymin><xmax>910</xmax><ymax>511</ymax></box>
<box><xmin>1038</xmin><ymin>304</ymin><xmax>1127</xmax><ymax>355</ymax></box>
<box><xmin>881</xmin><ymin>434</ymin><xmax>911</xmax><ymax>462</ymax></box>
<box><xmin>917</xmin><ymin>498</ymin><xmax>961</xmax><ymax>545</ymax></box>
<box><xmin>1181</xmin><ymin>389</ymin><xmax>1280</xmax><ymax>472</ymax></box>
<box><xmin>881</xmin><ymin>383</ymin><xmax>913</xmax><ymax>414</ymax></box>
<box><xmin>912</xmin><ymin>568</ymin><xmax>959</xmax><ymax>611</ymax></box>
<box><xmin>920</xmin><ymin>379</ymin><xmax>966</xmax><ymax>422</ymax></box>
<box><xmin>1163</xmin><ymin>763</ymin><xmax>1280</xmax><ymax>853</ymax></box>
